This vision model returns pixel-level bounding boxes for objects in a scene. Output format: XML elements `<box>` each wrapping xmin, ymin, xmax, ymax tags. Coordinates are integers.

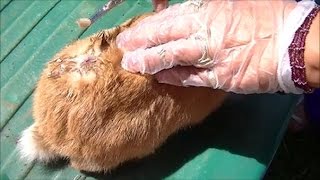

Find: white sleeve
<box><xmin>277</xmin><ymin>0</ymin><xmax>316</xmax><ymax>94</ymax></box>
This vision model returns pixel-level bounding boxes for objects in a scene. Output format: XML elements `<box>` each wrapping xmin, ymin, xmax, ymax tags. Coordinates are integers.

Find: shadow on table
<box><xmin>44</xmin><ymin>94</ymin><xmax>299</xmax><ymax>180</ymax></box>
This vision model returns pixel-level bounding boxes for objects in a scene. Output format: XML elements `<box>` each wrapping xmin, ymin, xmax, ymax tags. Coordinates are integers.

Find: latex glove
<box><xmin>117</xmin><ymin>0</ymin><xmax>316</xmax><ymax>94</ymax></box>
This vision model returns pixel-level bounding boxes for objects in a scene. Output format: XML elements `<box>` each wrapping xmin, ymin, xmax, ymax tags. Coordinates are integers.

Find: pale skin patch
<box><xmin>69</xmin><ymin>71</ymin><xmax>82</xmax><ymax>83</ymax></box>
<box><xmin>69</xmin><ymin>70</ymin><xmax>97</xmax><ymax>83</ymax></box>
<box><xmin>83</xmin><ymin>71</ymin><xmax>97</xmax><ymax>82</ymax></box>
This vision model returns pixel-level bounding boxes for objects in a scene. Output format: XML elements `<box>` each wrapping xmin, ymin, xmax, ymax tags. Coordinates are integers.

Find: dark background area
<box><xmin>265</xmin><ymin>128</ymin><xmax>320</xmax><ymax>180</ymax></box>
<box><xmin>265</xmin><ymin>1</ymin><xmax>320</xmax><ymax>179</ymax></box>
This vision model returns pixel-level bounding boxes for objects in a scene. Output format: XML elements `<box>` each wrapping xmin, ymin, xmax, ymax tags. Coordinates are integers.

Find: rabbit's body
<box><xmin>18</xmin><ymin>15</ymin><xmax>227</xmax><ymax>172</ymax></box>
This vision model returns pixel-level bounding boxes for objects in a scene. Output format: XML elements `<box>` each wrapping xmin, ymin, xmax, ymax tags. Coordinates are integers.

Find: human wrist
<box><xmin>288</xmin><ymin>5</ymin><xmax>319</xmax><ymax>93</ymax></box>
<box><xmin>277</xmin><ymin>1</ymin><xmax>319</xmax><ymax>94</ymax></box>
<box><xmin>304</xmin><ymin>12</ymin><xmax>320</xmax><ymax>88</ymax></box>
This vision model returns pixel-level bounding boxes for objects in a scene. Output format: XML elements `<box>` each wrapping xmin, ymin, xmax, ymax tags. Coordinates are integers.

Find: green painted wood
<box><xmin>0</xmin><ymin>0</ymin><xmax>300</xmax><ymax>179</ymax></box>
<box><xmin>0</xmin><ymin>0</ymin><xmax>79</xmax><ymax>89</ymax></box>
<box><xmin>81</xmin><ymin>0</ymin><xmax>183</xmax><ymax>37</ymax></box>
<box><xmin>0</xmin><ymin>0</ymin><xmax>60</xmax><ymax>62</ymax></box>
<box><xmin>24</xmin><ymin>164</ymin><xmax>83</xmax><ymax>180</ymax></box>
<box><xmin>0</xmin><ymin>173</ymin><xmax>10</xmax><ymax>180</ymax></box>
<box><xmin>0</xmin><ymin>0</ymin><xmax>12</xmax><ymax>13</ymax></box>
<box><xmin>164</xmin><ymin>94</ymin><xmax>298</xmax><ymax>180</ymax></box>
<box><xmin>0</xmin><ymin>0</ymin><xmax>106</xmax><ymax>129</ymax></box>
<box><xmin>0</xmin><ymin>96</ymin><xmax>34</xmax><ymax>180</ymax></box>
<box><xmin>0</xmin><ymin>0</ymin><xmax>14</xmax><ymax>13</ymax></box>
<box><xmin>0</xmin><ymin>0</ymin><xmax>34</xmax><ymax>36</ymax></box>
<box><xmin>81</xmin><ymin>0</ymin><xmax>146</xmax><ymax>38</ymax></box>
<box><xmin>166</xmin><ymin>149</ymin><xmax>266</xmax><ymax>180</ymax></box>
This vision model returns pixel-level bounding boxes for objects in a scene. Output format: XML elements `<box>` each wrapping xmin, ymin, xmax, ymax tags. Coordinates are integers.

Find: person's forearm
<box><xmin>305</xmin><ymin>12</ymin><xmax>320</xmax><ymax>88</ymax></box>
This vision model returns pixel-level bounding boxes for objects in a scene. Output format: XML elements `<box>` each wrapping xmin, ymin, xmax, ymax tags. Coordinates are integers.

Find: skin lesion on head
<box><xmin>45</xmin><ymin>30</ymin><xmax>116</xmax><ymax>81</ymax></box>
<box><xmin>45</xmin><ymin>14</ymin><xmax>149</xmax><ymax>84</ymax></box>
<box><xmin>46</xmin><ymin>53</ymin><xmax>99</xmax><ymax>80</ymax></box>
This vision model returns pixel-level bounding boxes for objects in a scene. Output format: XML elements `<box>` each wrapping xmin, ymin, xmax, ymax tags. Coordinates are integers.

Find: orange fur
<box><xmin>18</xmin><ymin>15</ymin><xmax>227</xmax><ymax>172</ymax></box>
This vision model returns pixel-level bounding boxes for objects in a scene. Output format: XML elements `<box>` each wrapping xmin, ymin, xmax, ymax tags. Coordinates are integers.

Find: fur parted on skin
<box><xmin>18</xmin><ymin>14</ymin><xmax>227</xmax><ymax>172</ymax></box>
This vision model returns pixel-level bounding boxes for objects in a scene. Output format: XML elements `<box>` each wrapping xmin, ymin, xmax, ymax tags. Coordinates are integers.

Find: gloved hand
<box><xmin>117</xmin><ymin>0</ymin><xmax>316</xmax><ymax>94</ymax></box>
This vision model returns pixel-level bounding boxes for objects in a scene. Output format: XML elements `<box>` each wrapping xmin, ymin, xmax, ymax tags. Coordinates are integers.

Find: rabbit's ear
<box><xmin>98</xmin><ymin>31</ymin><xmax>110</xmax><ymax>49</ymax></box>
<box><xmin>97</xmin><ymin>30</ymin><xmax>112</xmax><ymax>49</ymax></box>
<box><xmin>91</xmin><ymin>14</ymin><xmax>153</xmax><ymax>50</ymax></box>
<box><xmin>90</xmin><ymin>27</ymin><xmax>120</xmax><ymax>51</ymax></box>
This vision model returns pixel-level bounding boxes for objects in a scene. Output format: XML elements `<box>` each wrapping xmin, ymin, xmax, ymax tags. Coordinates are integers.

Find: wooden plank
<box><xmin>0</xmin><ymin>0</ymin><xmax>106</xmax><ymax>129</ymax></box>
<box><xmin>0</xmin><ymin>0</ymin><xmax>60</xmax><ymax>86</ymax></box>
<box><xmin>0</xmin><ymin>0</ymin><xmax>13</xmax><ymax>12</ymax></box>
<box><xmin>1</xmin><ymin>1</ymin><xmax>33</xmax><ymax>33</ymax></box>
<box><xmin>24</xmin><ymin>164</ymin><xmax>83</xmax><ymax>180</ymax></box>
<box><xmin>0</xmin><ymin>0</ymin><xmax>60</xmax><ymax>62</ymax></box>
<box><xmin>0</xmin><ymin>96</ymin><xmax>34</xmax><ymax>180</ymax></box>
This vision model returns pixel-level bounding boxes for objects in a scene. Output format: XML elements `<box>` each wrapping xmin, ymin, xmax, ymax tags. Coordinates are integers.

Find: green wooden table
<box><xmin>1</xmin><ymin>0</ymin><xmax>299</xmax><ymax>179</ymax></box>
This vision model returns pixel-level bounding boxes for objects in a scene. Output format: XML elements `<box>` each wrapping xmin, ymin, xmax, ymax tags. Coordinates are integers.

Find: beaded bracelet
<box><xmin>288</xmin><ymin>5</ymin><xmax>320</xmax><ymax>93</ymax></box>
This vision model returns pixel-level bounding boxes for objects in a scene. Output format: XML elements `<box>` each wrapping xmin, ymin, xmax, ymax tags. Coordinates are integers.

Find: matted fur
<box><xmin>18</xmin><ymin>15</ymin><xmax>227</xmax><ymax>172</ymax></box>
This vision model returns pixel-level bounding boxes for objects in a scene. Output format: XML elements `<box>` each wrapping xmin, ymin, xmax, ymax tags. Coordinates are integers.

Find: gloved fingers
<box><xmin>117</xmin><ymin>13</ymin><xmax>201</xmax><ymax>51</ymax></box>
<box><xmin>140</xmin><ymin>0</ymin><xmax>208</xmax><ymax>28</ymax></box>
<box><xmin>152</xmin><ymin>0</ymin><xmax>168</xmax><ymax>12</ymax></box>
<box><xmin>121</xmin><ymin>36</ymin><xmax>212</xmax><ymax>74</ymax></box>
<box><xmin>155</xmin><ymin>66</ymin><xmax>213</xmax><ymax>87</ymax></box>
<box><xmin>149</xmin><ymin>0</ymin><xmax>208</xmax><ymax>21</ymax></box>
<box><xmin>140</xmin><ymin>3</ymin><xmax>192</xmax><ymax>25</ymax></box>
<box><xmin>117</xmin><ymin>3</ymin><xmax>206</xmax><ymax>51</ymax></box>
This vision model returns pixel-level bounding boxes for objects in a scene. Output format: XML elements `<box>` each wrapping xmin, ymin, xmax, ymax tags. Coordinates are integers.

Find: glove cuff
<box><xmin>277</xmin><ymin>0</ymin><xmax>317</xmax><ymax>94</ymax></box>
